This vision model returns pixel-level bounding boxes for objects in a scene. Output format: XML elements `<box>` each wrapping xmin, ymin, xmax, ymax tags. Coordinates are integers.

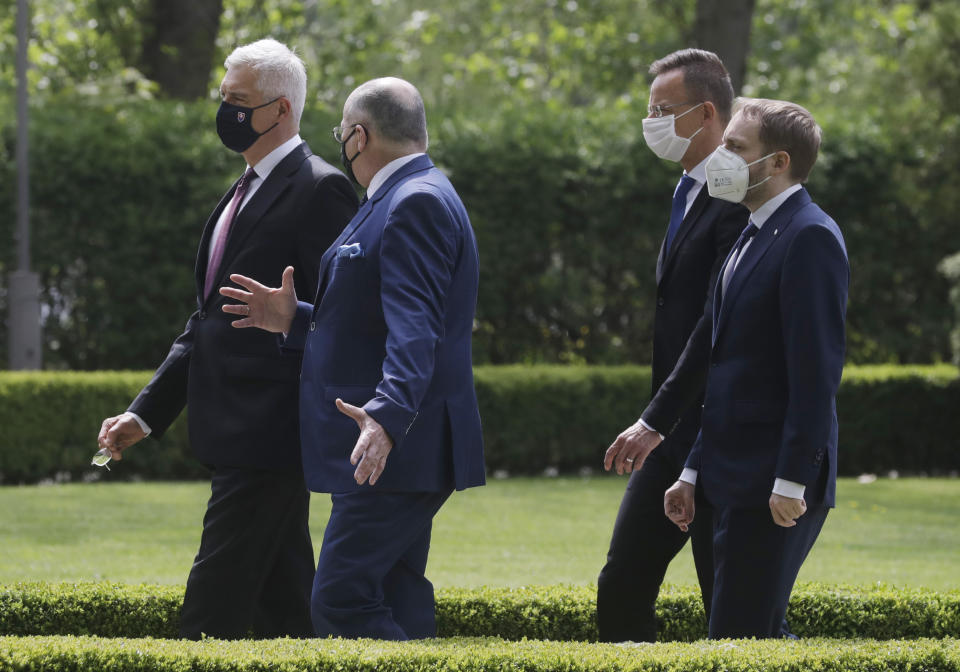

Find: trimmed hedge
<box><xmin>1</xmin><ymin>365</ymin><xmax>958</xmax><ymax>483</ymax></box>
<box><xmin>2</xmin><ymin>583</ymin><xmax>959</xmax><ymax>641</ymax></box>
<box><xmin>0</xmin><ymin>635</ymin><xmax>958</xmax><ymax>672</ymax></box>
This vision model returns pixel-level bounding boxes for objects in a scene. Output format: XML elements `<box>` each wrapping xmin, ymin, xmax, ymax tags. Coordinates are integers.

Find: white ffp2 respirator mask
<box><xmin>704</xmin><ymin>146</ymin><xmax>776</xmax><ymax>202</ymax></box>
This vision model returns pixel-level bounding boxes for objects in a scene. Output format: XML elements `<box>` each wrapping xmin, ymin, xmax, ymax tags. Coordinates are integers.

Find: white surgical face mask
<box><xmin>705</xmin><ymin>146</ymin><xmax>776</xmax><ymax>202</ymax></box>
<box><xmin>641</xmin><ymin>103</ymin><xmax>704</xmax><ymax>162</ymax></box>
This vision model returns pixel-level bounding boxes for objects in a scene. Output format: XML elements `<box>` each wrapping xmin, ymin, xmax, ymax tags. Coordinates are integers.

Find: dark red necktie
<box><xmin>204</xmin><ymin>167</ymin><xmax>255</xmax><ymax>299</ymax></box>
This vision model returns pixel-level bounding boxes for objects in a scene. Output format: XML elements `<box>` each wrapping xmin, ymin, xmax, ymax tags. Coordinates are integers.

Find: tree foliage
<box><xmin>1</xmin><ymin>0</ymin><xmax>958</xmax><ymax>366</ymax></box>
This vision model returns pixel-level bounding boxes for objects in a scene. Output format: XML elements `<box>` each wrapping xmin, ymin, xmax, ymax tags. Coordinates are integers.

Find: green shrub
<box><xmin>2</xmin><ymin>582</ymin><xmax>958</xmax><ymax>641</ymax></box>
<box><xmin>0</xmin><ymin>365</ymin><xmax>957</xmax><ymax>483</ymax></box>
<box><xmin>0</xmin><ymin>635</ymin><xmax>958</xmax><ymax>671</ymax></box>
<box><xmin>0</xmin><ymin>99</ymin><xmax>954</xmax><ymax>368</ymax></box>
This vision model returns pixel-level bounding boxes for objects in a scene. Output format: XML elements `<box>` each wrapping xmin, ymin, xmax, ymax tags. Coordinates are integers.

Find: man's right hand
<box><xmin>664</xmin><ymin>479</ymin><xmax>695</xmax><ymax>532</ymax></box>
<box><xmin>97</xmin><ymin>413</ymin><xmax>147</xmax><ymax>461</ymax></box>
<box><xmin>603</xmin><ymin>420</ymin><xmax>662</xmax><ymax>474</ymax></box>
<box><xmin>219</xmin><ymin>265</ymin><xmax>297</xmax><ymax>334</ymax></box>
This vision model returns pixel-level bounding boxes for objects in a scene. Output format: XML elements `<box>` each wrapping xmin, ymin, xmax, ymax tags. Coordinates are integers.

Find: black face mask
<box><xmin>338</xmin><ymin>126</ymin><xmax>364</xmax><ymax>185</ymax></box>
<box><xmin>216</xmin><ymin>97</ymin><xmax>280</xmax><ymax>153</ymax></box>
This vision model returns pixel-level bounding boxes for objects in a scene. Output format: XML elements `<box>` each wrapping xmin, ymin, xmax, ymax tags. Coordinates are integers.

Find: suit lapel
<box><xmin>202</xmin><ymin>142</ymin><xmax>312</xmax><ymax>307</ymax></box>
<box><xmin>313</xmin><ymin>154</ymin><xmax>435</xmax><ymax>307</ymax></box>
<box><xmin>657</xmin><ymin>188</ymin><xmax>711</xmax><ymax>285</ymax></box>
<box><xmin>712</xmin><ymin>189</ymin><xmax>812</xmax><ymax>345</ymax></box>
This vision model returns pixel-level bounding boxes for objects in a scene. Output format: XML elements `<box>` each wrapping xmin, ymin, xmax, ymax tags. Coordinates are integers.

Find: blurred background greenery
<box><xmin>1</xmin><ymin>0</ymin><xmax>958</xmax><ymax>369</ymax></box>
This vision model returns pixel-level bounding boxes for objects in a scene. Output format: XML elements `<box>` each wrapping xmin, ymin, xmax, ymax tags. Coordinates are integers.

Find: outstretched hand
<box><xmin>337</xmin><ymin>399</ymin><xmax>394</xmax><ymax>486</ymax></box>
<box><xmin>220</xmin><ymin>266</ymin><xmax>297</xmax><ymax>333</ymax></box>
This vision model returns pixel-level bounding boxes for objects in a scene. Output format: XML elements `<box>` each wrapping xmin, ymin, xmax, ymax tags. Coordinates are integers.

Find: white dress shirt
<box><xmin>128</xmin><ymin>135</ymin><xmax>305</xmax><ymax>436</ymax></box>
<box><xmin>679</xmin><ymin>183</ymin><xmax>806</xmax><ymax>500</ymax></box>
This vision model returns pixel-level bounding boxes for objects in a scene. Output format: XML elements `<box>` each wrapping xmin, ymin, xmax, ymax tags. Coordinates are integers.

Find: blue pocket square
<box><xmin>336</xmin><ymin>242</ymin><xmax>364</xmax><ymax>259</ymax></box>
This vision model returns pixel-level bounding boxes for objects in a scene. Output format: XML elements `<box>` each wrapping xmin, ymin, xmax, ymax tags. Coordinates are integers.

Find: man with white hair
<box><xmin>96</xmin><ymin>38</ymin><xmax>358</xmax><ymax>639</ymax></box>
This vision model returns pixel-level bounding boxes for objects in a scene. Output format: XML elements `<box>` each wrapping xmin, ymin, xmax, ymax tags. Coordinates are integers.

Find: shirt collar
<box><xmin>750</xmin><ymin>183</ymin><xmax>802</xmax><ymax>229</ymax></box>
<box><xmin>248</xmin><ymin>134</ymin><xmax>303</xmax><ymax>180</ymax></box>
<box><xmin>367</xmin><ymin>152</ymin><xmax>426</xmax><ymax>198</ymax></box>
<box><xmin>685</xmin><ymin>153</ymin><xmax>710</xmax><ymax>187</ymax></box>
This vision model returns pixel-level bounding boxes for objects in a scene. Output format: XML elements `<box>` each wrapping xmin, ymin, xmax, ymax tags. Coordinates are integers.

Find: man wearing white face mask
<box><xmin>598</xmin><ymin>49</ymin><xmax>747</xmax><ymax>642</ymax></box>
<box><xmin>664</xmin><ymin>99</ymin><xmax>849</xmax><ymax>639</ymax></box>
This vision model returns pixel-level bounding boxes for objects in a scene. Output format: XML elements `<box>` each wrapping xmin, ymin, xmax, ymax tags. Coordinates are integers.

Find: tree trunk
<box><xmin>139</xmin><ymin>0</ymin><xmax>223</xmax><ymax>100</ymax></box>
<box><xmin>694</xmin><ymin>0</ymin><xmax>756</xmax><ymax>94</ymax></box>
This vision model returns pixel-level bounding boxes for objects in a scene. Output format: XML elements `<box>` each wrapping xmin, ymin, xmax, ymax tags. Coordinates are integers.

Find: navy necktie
<box><xmin>721</xmin><ymin>221</ymin><xmax>760</xmax><ymax>296</ymax></box>
<box><xmin>665</xmin><ymin>174</ymin><xmax>697</xmax><ymax>253</ymax></box>
<box><xmin>665</xmin><ymin>174</ymin><xmax>696</xmax><ymax>253</ymax></box>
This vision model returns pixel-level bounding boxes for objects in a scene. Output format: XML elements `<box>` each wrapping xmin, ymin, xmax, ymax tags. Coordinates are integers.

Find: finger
<box><xmin>228</xmin><ymin>273</ymin><xmax>268</xmax><ymax>293</ymax></box>
<box><xmin>228</xmin><ymin>317</ymin><xmax>256</xmax><ymax>328</ymax></box>
<box><xmin>368</xmin><ymin>455</ymin><xmax>388</xmax><ymax>486</ymax></box>
<box><xmin>336</xmin><ymin>399</ymin><xmax>365</xmax><ymax>425</ymax></box>
<box><xmin>219</xmin><ymin>286</ymin><xmax>253</xmax><ymax>302</ymax></box>
<box><xmin>350</xmin><ymin>433</ymin><xmax>370</xmax><ymax>466</ymax></box>
<box><xmin>602</xmin><ymin>441</ymin><xmax>619</xmax><ymax>471</ymax></box>
<box><xmin>98</xmin><ymin>417</ymin><xmax>116</xmax><ymax>446</ymax></box>
<box><xmin>280</xmin><ymin>266</ymin><xmax>296</xmax><ymax>294</ymax></box>
<box><xmin>354</xmin><ymin>451</ymin><xmax>378</xmax><ymax>484</ymax></box>
<box><xmin>221</xmin><ymin>303</ymin><xmax>251</xmax><ymax>315</ymax></box>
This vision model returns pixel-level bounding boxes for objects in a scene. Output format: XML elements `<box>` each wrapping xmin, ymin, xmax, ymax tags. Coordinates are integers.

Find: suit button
<box><xmin>199</xmin><ymin>311</ymin><xmax>206</xmax><ymax>320</ymax></box>
<box><xmin>310</xmin><ymin>321</ymin><xmax>316</xmax><ymax>331</ymax></box>
<box><xmin>657</xmin><ymin>297</ymin><xmax>665</xmax><ymax>307</ymax></box>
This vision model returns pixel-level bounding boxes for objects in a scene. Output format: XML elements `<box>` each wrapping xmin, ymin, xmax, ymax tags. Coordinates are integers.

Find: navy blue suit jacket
<box><xmin>284</xmin><ymin>154</ymin><xmax>485</xmax><ymax>493</ymax></box>
<box><xmin>686</xmin><ymin>188</ymin><xmax>849</xmax><ymax>509</ymax></box>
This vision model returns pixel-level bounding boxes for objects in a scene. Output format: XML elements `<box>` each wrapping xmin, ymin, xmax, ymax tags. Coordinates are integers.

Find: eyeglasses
<box><xmin>332</xmin><ymin>123</ymin><xmax>363</xmax><ymax>143</ymax></box>
<box><xmin>91</xmin><ymin>447</ymin><xmax>112</xmax><ymax>470</ymax></box>
<box><xmin>647</xmin><ymin>101</ymin><xmax>700</xmax><ymax>118</ymax></box>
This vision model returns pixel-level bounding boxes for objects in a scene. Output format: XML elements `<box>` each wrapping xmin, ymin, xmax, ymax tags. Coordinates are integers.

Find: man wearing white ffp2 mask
<box><xmin>705</xmin><ymin>146</ymin><xmax>777</xmax><ymax>203</ymax></box>
<box><xmin>665</xmin><ymin>99</ymin><xmax>849</xmax><ymax>640</ymax></box>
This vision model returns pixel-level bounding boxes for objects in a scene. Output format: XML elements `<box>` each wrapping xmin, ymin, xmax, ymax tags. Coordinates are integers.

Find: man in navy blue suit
<box><xmin>221</xmin><ymin>77</ymin><xmax>485</xmax><ymax>640</ymax></box>
<box><xmin>664</xmin><ymin>98</ymin><xmax>849</xmax><ymax>639</ymax></box>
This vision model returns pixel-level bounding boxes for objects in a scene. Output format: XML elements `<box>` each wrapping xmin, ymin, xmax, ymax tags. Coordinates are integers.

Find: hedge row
<box><xmin>1</xmin><ymin>365</ymin><xmax>958</xmax><ymax>483</ymax></box>
<box><xmin>1</xmin><ymin>635</ymin><xmax>958</xmax><ymax>672</ymax></box>
<box><xmin>2</xmin><ymin>100</ymin><xmax>954</xmax><ymax>370</ymax></box>
<box><xmin>2</xmin><ymin>583</ymin><xmax>959</xmax><ymax>641</ymax></box>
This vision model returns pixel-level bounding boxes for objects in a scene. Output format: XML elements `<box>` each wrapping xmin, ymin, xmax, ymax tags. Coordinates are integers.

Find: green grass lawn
<box><xmin>0</xmin><ymin>477</ymin><xmax>956</xmax><ymax>589</ymax></box>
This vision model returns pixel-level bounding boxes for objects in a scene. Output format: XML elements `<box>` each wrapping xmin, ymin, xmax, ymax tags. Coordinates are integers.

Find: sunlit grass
<box><xmin>0</xmin><ymin>477</ymin><xmax>955</xmax><ymax>589</ymax></box>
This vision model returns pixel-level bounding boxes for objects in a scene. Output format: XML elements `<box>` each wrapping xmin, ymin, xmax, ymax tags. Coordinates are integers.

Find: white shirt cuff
<box><xmin>772</xmin><ymin>478</ymin><xmax>805</xmax><ymax>499</ymax></box>
<box><xmin>127</xmin><ymin>412</ymin><xmax>152</xmax><ymax>436</ymax></box>
<box><xmin>678</xmin><ymin>468</ymin><xmax>698</xmax><ymax>486</ymax></box>
<box><xmin>638</xmin><ymin>417</ymin><xmax>665</xmax><ymax>441</ymax></box>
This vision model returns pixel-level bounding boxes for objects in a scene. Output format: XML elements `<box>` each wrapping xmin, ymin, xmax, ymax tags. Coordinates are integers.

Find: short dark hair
<box><xmin>736</xmin><ymin>98</ymin><xmax>822</xmax><ymax>182</ymax></box>
<box><xmin>348</xmin><ymin>77</ymin><xmax>428</xmax><ymax>147</ymax></box>
<box><xmin>649</xmin><ymin>49</ymin><xmax>735</xmax><ymax>123</ymax></box>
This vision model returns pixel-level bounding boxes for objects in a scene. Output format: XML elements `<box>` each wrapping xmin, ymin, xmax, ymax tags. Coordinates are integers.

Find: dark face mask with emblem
<box><xmin>216</xmin><ymin>97</ymin><xmax>280</xmax><ymax>153</ymax></box>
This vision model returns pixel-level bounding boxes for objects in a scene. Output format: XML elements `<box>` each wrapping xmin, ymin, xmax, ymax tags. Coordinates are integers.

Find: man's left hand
<box><xmin>337</xmin><ymin>399</ymin><xmax>394</xmax><ymax>486</ymax></box>
<box><xmin>769</xmin><ymin>493</ymin><xmax>807</xmax><ymax>527</ymax></box>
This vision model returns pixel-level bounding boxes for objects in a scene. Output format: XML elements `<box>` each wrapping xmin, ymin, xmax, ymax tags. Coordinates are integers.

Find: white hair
<box><xmin>224</xmin><ymin>38</ymin><xmax>307</xmax><ymax>126</ymax></box>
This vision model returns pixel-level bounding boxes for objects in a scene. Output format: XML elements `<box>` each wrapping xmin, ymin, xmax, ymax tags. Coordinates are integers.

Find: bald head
<box><xmin>344</xmin><ymin>77</ymin><xmax>428</xmax><ymax>151</ymax></box>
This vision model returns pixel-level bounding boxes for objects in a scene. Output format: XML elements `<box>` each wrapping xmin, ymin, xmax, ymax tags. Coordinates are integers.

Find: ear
<box><xmin>276</xmin><ymin>97</ymin><xmax>291</xmax><ymax>119</ymax></box>
<box><xmin>772</xmin><ymin>150</ymin><xmax>791</xmax><ymax>176</ymax></box>
<box><xmin>355</xmin><ymin>125</ymin><xmax>368</xmax><ymax>152</ymax></box>
<box><xmin>701</xmin><ymin>101</ymin><xmax>717</xmax><ymax>123</ymax></box>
